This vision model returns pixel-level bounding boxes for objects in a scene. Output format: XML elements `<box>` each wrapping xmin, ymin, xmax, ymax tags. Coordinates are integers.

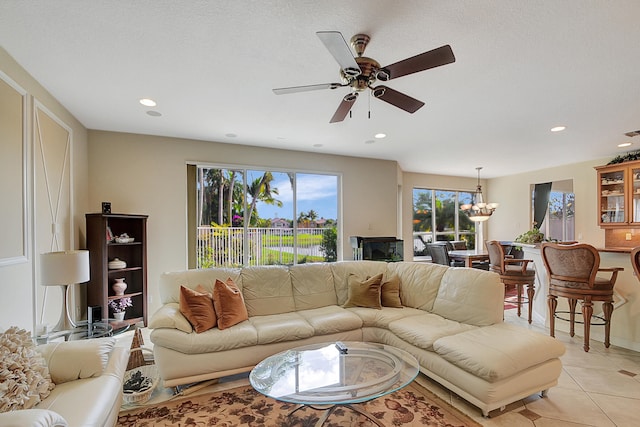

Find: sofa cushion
<box><xmin>241</xmin><ymin>265</ymin><xmax>296</xmax><ymax>316</ymax></box>
<box><xmin>249</xmin><ymin>312</ymin><xmax>315</xmax><ymax>344</ymax></box>
<box><xmin>297</xmin><ymin>306</ymin><xmax>363</xmax><ymax>335</ymax></box>
<box><xmin>343</xmin><ymin>273</ymin><xmax>384</xmax><ymax>309</ymax></box>
<box><xmin>179</xmin><ymin>285</ymin><xmax>217</xmax><ymax>333</ymax></box>
<box><xmin>330</xmin><ymin>261</ymin><xmax>388</xmax><ymax>305</ymax></box>
<box><xmin>151</xmin><ymin>322</ymin><xmax>257</xmax><ymax>354</ymax></box>
<box><xmin>381</xmin><ymin>275</ymin><xmax>403</xmax><ymax>308</ymax></box>
<box><xmin>0</xmin><ymin>327</ymin><xmax>54</xmax><ymax>411</ymax></box>
<box><xmin>214</xmin><ymin>278</ymin><xmax>249</xmax><ymax>330</ymax></box>
<box><xmin>433</xmin><ymin>323</ymin><xmax>566</xmax><ymax>382</ymax></box>
<box><xmin>346</xmin><ymin>306</ymin><xmax>425</xmax><ymax>328</ymax></box>
<box><xmin>37</xmin><ymin>338</ymin><xmax>115</xmax><ymax>384</ymax></box>
<box><xmin>386</xmin><ymin>262</ymin><xmax>448</xmax><ymax>311</ymax></box>
<box><xmin>388</xmin><ymin>313</ymin><xmax>477</xmax><ymax>351</ymax></box>
<box><xmin>431</xmin><ymin>268</ymin><xmax>503</xmax><ymax>326</ymax></box>
<box><xmin>290</xmin><ymin>263</ymin><xmax>338</xmax><ymax>310</ymax></box>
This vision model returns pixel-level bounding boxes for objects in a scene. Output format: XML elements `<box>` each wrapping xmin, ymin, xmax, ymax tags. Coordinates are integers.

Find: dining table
<box><xmin>448</xmin><ymin>249</ymin><xmax>490</xmax><ymax>268</ymax></box>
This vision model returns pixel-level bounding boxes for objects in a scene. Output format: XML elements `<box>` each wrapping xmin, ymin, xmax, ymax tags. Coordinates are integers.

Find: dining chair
<box><xmin>541</xmin><ymin>242</ymin><xmax>622</xmax><ymax>352</ymax></box>
<box><xmin>427</xmin><ymin>243</ymin><xmax>464</xmax><ymax>267</ymax></box>
<box><xmin>485</xmin><ymin>240</ymin><xmax>536</xmax><ymax>323</ymax></box>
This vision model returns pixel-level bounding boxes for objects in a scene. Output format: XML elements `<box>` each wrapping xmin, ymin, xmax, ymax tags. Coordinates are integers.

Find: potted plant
<box><xmin>514</xmin><ymin>227</ymin><xmax>545</xmax><ymax>250</ymax></box>
<box><xmin>109</xmin><ymin>297</ymin><xmax>132</xmax><ymax>320</ymax></box>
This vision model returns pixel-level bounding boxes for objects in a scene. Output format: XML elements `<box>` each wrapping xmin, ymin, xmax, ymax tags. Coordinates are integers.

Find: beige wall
<box><xmin>0</xmin><ymin>47</ymin><xmax>89</xmax><ymax>333</ymax></box>
<box><xmin>87</xmin><ymin>131</ymin><xmax>399</xmax><ymax>316</ymax></box>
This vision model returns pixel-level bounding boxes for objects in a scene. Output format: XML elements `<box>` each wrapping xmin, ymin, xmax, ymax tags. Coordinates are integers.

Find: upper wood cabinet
<box><xmin>595</xmin><ymin>160</ymin><xmax>640</xmax><ymax>227</ymax></box>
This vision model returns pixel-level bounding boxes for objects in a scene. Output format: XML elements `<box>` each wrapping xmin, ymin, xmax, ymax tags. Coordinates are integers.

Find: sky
<box><xmin>254</xmin><ymin>173</ymin><xmax>338</xmax><ymax>220</ymax></box>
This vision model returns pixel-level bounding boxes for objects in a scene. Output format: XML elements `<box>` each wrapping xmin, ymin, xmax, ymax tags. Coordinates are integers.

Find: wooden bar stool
<box><xmin>541</xmin><ymin>242</ymin><xmax>622</xmax><ymax>352</ymax></box>
<box><xmin>486</xmin><ymin>240</ymin><xmax>536</xmax><ymax>323</ymax></box>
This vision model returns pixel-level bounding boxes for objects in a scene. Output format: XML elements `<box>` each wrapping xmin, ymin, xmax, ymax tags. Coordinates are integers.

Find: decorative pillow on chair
<box><xmin>381</xmin><ymin>275</ymin><xmax>403</xmax><ymax>308</ymax></box>
<box><xmin>343</xmin><ymin>273</ymin><xmax>384</xmax><ymax>309</ymax></box>
<box><xmin>179</xmin><ymin>285</ymin><xmax>217</xmax><ymax>333</ymax></box>
<box><xmin>0</xmin><ymin>326</ymin><xmax>54</xmax><ymax>412</ymax></box>
<box><xmin>213</xmin><ymin>278</ymin><xmax>249</xmax><ymax>330</ymax></box>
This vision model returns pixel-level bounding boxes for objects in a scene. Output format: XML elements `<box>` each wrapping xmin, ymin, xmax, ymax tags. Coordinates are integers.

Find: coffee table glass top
<box><xmin>249</xmin><ymin>341</ymin><xmax>419</xmax><ymax>405</ymax></box>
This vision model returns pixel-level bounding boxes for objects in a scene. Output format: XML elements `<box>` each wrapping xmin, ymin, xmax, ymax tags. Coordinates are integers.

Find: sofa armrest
<box><xmin>36</xmin><ymin>338</ymin><xmax>115</xmax><ymax>384</ymax></box>
<box><xmin>0</xmin><ymin>408</ymin><xmax>68</xmax><ymax>427</ymax></box>
<box><xmin>149</xmin><ymin>302</ymin><xmax>193</xmax><ymax>333</ymax></box>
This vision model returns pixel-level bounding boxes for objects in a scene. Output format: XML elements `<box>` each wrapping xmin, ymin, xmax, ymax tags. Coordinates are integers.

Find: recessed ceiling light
<box><xmin>364</xmin><ymin>140</ymin><xmax>375</xmax><ymax>144</ymax></box>
<box><xmin>374</xmin><ymin>133</ymin><xmax>386</xmax><ymax>139</ymax></box>
<box><xmin>313</xmin><ymin>143</ymin><xmax>323</xmax><ymax>148</ymax></box>
<box><xmin>225</xmin><ymin>133</ymin><xmax>237</xmax><ymax>138</ymax></box>
<box><xmin>550</xmin><ymin>126</ymin><xmax>566</xmax><ymax>132</ymax></box>
<box><xmin>618</xmin><ymin>142</ymin><xmax>632</xmax><ymax>148</ymax></box>
<box><xmin>146</xmin><ymin>110</ymin><xmax>162</xmax><ymax>117</ymax></box>
<box><xmin>139</xmin><ymin>98</ymin><xmax>157</xmax><ymax>107</ymax></box>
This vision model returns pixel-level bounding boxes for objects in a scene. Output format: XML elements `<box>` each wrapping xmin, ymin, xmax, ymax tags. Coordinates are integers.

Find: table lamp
<box><xmin>40</xmin><ymin>250</ymin><xmax>90</xmax><ymax>331</ymax></box>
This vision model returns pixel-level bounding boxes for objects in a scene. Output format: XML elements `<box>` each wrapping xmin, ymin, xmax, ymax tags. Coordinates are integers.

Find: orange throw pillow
<box><xmin>381</xmin><ymin>276</ymin><xmax>403</xmax><ymax>308</ymax></box>
<box><xmin>179</xmin><ymin>285</ymin><xmax>217</xmax><ymax>333</ymax></box>
<box><xmin>342</xmin><ymin>273</ymin><xmax>384</xmax><ymax>309</ymax></box>
<box><xmin>213</xmin><ymin>278</ymin><xmax>249</xmax><ymax>330</ymax></box>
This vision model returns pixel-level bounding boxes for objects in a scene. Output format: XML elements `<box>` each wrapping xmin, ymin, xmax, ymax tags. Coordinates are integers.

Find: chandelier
<box><xmin>461</xmin><ymin>167</ymin><xmax>498</xmax><ymax>222</ymax></box>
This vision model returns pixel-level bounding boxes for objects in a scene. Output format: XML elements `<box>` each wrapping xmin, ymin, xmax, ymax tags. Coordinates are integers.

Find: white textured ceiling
<box><xmin>2</xmin><ymin>1</ymin><xmax>640</xmax><ymax>178</ymax></box>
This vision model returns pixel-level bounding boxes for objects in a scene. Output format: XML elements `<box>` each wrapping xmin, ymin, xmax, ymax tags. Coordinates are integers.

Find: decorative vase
<box><xmin>112</xmin><ymin>278</ymin><xmax>127</xmax><ymax>295</ymax></box>
<box><xmin>114</xmin><ymin>312</ymin><xmax>125</xmax><ymax>321</ymax></box>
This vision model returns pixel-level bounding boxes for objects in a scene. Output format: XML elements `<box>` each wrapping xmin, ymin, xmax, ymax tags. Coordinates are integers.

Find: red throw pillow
<box><xmin>213</xmin><ymin>278</ymin><xmax>249</xmax><ymax>330</ymax></box>
<box><xmin>179</xmin><ymin>285</ymin><xmax>217</xmax><ymax>333</ymax></box>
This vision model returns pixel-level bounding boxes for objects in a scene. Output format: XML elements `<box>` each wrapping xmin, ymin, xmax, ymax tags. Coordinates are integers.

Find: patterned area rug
<box><xmin>117</xmin><ymin>381</ymin><xmax>482</xmax><ymax>427</ymax></box>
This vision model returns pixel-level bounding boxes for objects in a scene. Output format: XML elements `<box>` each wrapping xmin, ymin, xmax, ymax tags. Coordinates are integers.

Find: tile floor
<box><xmin>417</xmin><ymin>309</ymin><xmax>640</xmax><ymax>427</ymax></box>
<box><xmin>133</xmin><ymin>308</ymin><xmax>640</xmax><ymax>426</ymax></box>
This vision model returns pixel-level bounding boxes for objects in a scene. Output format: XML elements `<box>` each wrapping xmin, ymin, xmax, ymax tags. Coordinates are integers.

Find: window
<box><xmin>534</xmin><ymin>180</ymin><xmax>575</xmax><ymax>242</ymax></box>
<box><xmin>412</xmin><ymin>188</ymin><xmax>477</xmax><ymax>258</ymax></box>
<box><xmin>192</xmin><ymin>166</ymin><xmax>339</xmax><ymax>268</ymax></box>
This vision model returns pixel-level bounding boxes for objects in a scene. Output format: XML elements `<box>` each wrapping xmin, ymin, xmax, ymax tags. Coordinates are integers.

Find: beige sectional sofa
<box><xmin>149</xmin><ymin>261</ymin><xmax>565</xmax><ymax>417</ymax></box>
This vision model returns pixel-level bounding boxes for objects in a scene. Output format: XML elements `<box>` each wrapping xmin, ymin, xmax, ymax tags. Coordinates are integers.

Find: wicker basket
<box><xmin>122</xmin><ymin>362</ymin><xmax>158</xmax><ymax>404</ymax></box>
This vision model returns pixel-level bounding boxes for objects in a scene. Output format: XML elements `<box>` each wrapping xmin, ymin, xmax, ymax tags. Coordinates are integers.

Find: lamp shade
<box><xmin>40</xmin><ymin>250</ymin><xmax>90</xmax><ymax>286</ymax></box>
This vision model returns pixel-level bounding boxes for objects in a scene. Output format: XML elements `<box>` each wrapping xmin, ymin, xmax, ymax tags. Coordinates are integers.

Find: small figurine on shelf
<box><xmin>109</xmin><ymin>297</ymin><xmax>132</xmax><ymax>321</ymax></box>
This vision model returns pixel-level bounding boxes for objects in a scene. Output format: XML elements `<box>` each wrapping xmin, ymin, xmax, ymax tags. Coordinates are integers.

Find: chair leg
<box><xmin>548</xmin><ymin>295</ymin><xmax>557</xmax><ymax>338</ymax></box>
<box><xmin>568</xmin><ymin>298</ymin><xmax>577</xmax><ymax>337</ymax></box>
<box><xmin>582</xmin><ymin>299</ymin><xmax>593</xmax><ymax>352</ymax></box>
<box><xmin>603</xmin><ymin>301</ymin><xmax>613</xmax><ymax>348</ymax></box>
<box><xmin>526</xmin><ymin>283</ymin><xmax>534</xmax><ymax>324</ymax></box>
<box><xmin>516</xmin><ymin>284</ymin><xmax>522</xmax><ymax>317</ymax></box>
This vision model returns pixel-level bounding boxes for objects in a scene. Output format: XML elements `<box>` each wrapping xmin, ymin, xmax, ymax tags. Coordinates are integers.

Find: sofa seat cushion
<box><xmin>297</xmin><ymin>306</ymin><xmax>363</xmax><ymax>335</ymax></box>
<box><xmin>249</xmin><ymin>312</ymin><xmax>314</xmax><ymax>344</ymax></box>
<box><xmin>433</xmin><ymin>323</ymin><xmax>566</xmax><ymax>382</ymax></box>
<box><xmin>150</xmin><ymin>321</ymin><xmax>257</xmax><ymax>354</ymax></box>
<box><xmin>346</xmin><ymin>306</ymin><xmax>425</xmax><ymax>328</ymax></box>
<box><xmin>389</xmin><ymin>313</ymin><xmax>477</xmax><ymax>351</ymax></box>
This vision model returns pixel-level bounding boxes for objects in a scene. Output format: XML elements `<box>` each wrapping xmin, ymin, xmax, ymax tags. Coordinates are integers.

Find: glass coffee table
<box><xmin>249</xmin><ymin>341</ymin><xmax>419</xmax><ymax>426</ymax></box>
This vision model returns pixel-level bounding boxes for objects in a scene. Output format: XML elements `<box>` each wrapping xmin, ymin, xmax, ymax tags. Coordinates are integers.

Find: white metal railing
<box><xmin>196</xmin><ymin>226</ymin><xmax>330</xmax><ymax>268</ymax></box>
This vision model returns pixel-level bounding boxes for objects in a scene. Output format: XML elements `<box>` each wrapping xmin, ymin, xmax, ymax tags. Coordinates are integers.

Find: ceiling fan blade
<box><xmin>330</xmin><ymin>93</ymin><xmax>359</xmax><ymax>123</ymax></box>
<box><xmin>372</xmin><ymin>86</ymin><xmax>424</xmax><ymax>113</ymax></box>
<box><xmin>378</xmin><ymin>45</ymin><xmax>455</xmax><ymax>81</ymax></box>
<box><xmin>273</xmin><ymin>82</ymin><xmax>343</xmax><ymax>95</ymax></box>
<box><xmin>316</xmin><ymin>31</ymin><xmax>362</xmax><ymax>77</ymax></box>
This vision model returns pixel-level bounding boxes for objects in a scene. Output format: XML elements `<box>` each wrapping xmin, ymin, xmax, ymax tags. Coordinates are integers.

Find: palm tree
<box><xmin>246</xmin><ymin>172</ymin><xmax>283</xmax><ymax>225</ymax></box>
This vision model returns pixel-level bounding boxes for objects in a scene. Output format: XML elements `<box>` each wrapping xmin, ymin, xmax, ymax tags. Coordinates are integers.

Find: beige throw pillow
<box><xmin>343</xmin><ymin>273</ymin><xmax>384</xmax><ymax>309</ymax></box>
<box><xmin>213</xmin><ymin>278</ymin><xmax>249</xmax><ymax>330</ymax></box>
<box><xmin>381</xmin><ymin>275</ymin><xmax>403</xmax><ymax>308</ymax></box>
<box><xmin>179</xmin><ymin>285</ymin><xmax>217</xmax><ymax>333</ymax></box>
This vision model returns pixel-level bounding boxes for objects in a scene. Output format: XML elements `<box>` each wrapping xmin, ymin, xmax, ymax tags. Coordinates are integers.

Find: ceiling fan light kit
<box><xmin>273</xmin><ymin>31</ymin><xmax>456</xmax><ymax>123</ymax></box>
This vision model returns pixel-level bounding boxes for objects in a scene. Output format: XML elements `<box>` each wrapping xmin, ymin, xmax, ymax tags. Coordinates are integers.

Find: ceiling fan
<box><xmin>273</xmin><ymin>31</ymin><xmax>456</xmax><ymax>123</ymax></box>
